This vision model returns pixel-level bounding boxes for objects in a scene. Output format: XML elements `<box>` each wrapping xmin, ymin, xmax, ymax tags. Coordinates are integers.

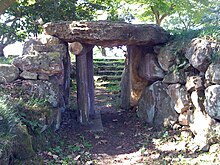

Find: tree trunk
<box><xmin>0</xmin><ymin>44</ymin><xmax>5</xmax><ymax>57</ymax></box>
<box><xmin>0</xmin><ymin>0</ymin><xmax>16</xmax><ymax>14</ymax></box>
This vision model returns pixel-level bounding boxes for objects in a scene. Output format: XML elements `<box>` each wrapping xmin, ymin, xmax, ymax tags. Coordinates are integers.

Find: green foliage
<box><xmin>0</xmin><ymin>56</ymin><xmax>14</xmax><ymax>64</ymax></box>
<box><xmin>198</xmin><ymin>26</ymin><xmax>220</xmax><ymax>42</ymax></box>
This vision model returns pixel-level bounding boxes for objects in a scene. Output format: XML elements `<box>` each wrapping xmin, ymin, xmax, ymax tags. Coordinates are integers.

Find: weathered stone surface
<box><xmin>138</xmin><ymin>53</ymin><xmax>164</xmax><ymax>81</ymax></box>
<box><xmin>185</xmin><ymin>76</ymin><xmax>203</xmax><ymax>92</ymax></box>
<box><xmin>163</xmin><ymin>70</ymin><xmax>186</xmax><ymax>84</ymax></box>
<box><xmin>137</xmin><ymin>81</ymin><xmax>178</xmax><ymax>126</ymax></box>
<box><xmin>120</xmin><ymin>57</ymin><xmax>131</xmax><ymax>109</ymax></box>
<box><xmin>185</xmin><ymin>38</ymin><xmax>213</xmax><ymax>72</ymax></box>
<box><xmin>21</xmin><ymin>80</ymin><xmax>60</xmax><ymax>107</ymax></box>
<box><xmin>167</xmin><ymin>84</ymin><xmax>190</xmax><ymax>114</ymax></box>
<box><xmin>10</xmin><ymin>124</ymin><xmax>35</xmax><ymax>160</ymax></box>
<box><xmin>13</xmin><ymin>52</ymin><xmax>64</xmax><ymax>76</ymax></box>
<box><xmin>127</xmin><ymin>46</ymin><xmax>148</xmax><ymax>107</ymax></box>
<box><xmin>205</xmin><ymin>85</ymin><xmax>220</xmax><ymax>120</ymax></box>
<box><xmin>157</xmin><ymin>45</ymin><xmax>177</xmax><ymax>71</ymax></box>
<box><xmin>0</xmin><ymin>64</ymin><xmax>19</xmax><ymax>84</ymax></box>
<box><xmin>205</xmin><ymin>62</ymin><xmax>220</xmax><ymax>84</ymax></box>
<box><xmin>44</xmin><ymin>21</ymin><xmax>170</xmax><ymax>47</ymax></box>
<box><xmin>20</xmin><ymin>71</ymin><xmax>38</xmax><ymax>80</ymax></box>
<box><xmin>22</xmin><ymin>38</ymin><xmax>41</xmax><ymax>55</ymax></box>
<box><xmin>189</xmin><ymin>109</ymin><xmax>215</xmax><ymax>151</ymax></box>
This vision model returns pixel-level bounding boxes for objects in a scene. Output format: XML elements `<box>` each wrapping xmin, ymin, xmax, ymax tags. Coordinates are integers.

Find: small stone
<box><xmin>201</xmin><ymin>144</ymin><xmax>210</xmax><ymax>152</ymax></box>
<box><xmin>0</xmin><ymin>116</ymin><xmax>3</xmax><ymax>121</ymax></box>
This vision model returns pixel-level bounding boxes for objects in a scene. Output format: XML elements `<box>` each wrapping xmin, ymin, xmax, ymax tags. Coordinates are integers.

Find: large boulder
<box><xmin>167</xmin><ymin>84</ymin><xmax>190</xmax><ymax>114</ymax></box>
<box><xmin>138</xmin><ymin>53</ymin><xmax>164</xmax><ymax>81</ymax></box>
<box><xmin>137</xmin><ymin>81</ymin><xmax>178</xmax><ymax>126</ymax></box>
<box><xmin>185</xmin><ymin>38</ymin><xmax>214</xmax><ymax>72</ymax></box>
<box><xmin>205</xmin><ymin>85</ymin><xmax>220</xmax><ymax>120</ymax></box>
<box><xmin>157</xmin><ymin>44</ymin><xmax>177</xmax><ymax>72</ymax></box>
<box><xmin>205</xmin><ymin>62</ymin><xmax>220</xmax><ymax>84</ymax></box>
<box><xmin>0</xmin><ymin>64</ymin><xmax>19</xmax><ymax>84</ymax></box>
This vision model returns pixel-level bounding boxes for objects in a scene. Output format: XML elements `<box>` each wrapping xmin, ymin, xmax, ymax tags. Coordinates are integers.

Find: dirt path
<box><xmin>38</xmin><ymin>87</ymin><xmax>220</xmax><ymax>165</ymax></box>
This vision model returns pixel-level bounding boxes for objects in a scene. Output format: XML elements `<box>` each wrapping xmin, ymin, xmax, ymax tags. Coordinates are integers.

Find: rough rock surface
<box><xmin>10</xmin><ymin>124</ymin><xmax>35</xmax><ymax>160</ymax></box>
<box><xmin>137</xmin><ymin>81</ymin><xmax>177</xmax><ymax>126</ymax></box>
<box><xmin>167</xmin><ymin>84</ymin><xmax>190</xmax><ymax>114</ymax></box>
<box><xmin>127</xmin><ymin>46</ymin><xmax>148</xmax><ymax>107</ymax></box>
<box><xmin>185</xmin><ymin>38</ymin><xmax>213</xmax><ymax>72</ymax></box>
<box><xmin>157</xmin><ymin>44</ymin><xmax>177</xmax><ymax>72</ymax></box>
<box><xmin>44</xmin><ymin>21</ymin><xmax>170</xmax><ymax>47</ymax></box>
<box><xmin>205</xmin><ymin>62</ymin><xmax>220</xmax><ymax>84</ymax></box>
<box><xmin>185</xmin><ymin>76</ymin><xmax>204</xmax><ymax>92</ymax></box>
<box><xmin>205</xmin><ymin>85</ymin><xmax>220</xmax><ymax>120</ymax></box>
<box><xmin>163</xmin><ymin>70</ymin><xmax>186</xmax><ymax>84</ymax></box>
<box><xmin>13</xmin><ymin>51</ymin><xmax>64</xmax><ymax>77</ymax></box>
<box><xmin>138</xmin><ymin>53</ymin><xmax>164</xmax><ymax>81</ymax></box>
<box><xmin>0</xmin><ymin>64</ymin><xmax>19</xmax><ymax>84</ymax></box>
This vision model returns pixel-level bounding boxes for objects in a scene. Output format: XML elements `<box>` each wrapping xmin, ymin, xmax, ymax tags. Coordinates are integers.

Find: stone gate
<box><xmin>43</xmin><ymin>21</ymin><xmax>170</xmax><ymax>124</ymax></box>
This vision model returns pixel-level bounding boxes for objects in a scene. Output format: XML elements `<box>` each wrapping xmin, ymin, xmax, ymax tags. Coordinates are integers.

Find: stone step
<box><xmin>93</xmin><ymin>61</ymin><xmax>125</xmax><ymax>66</ymax></box>
<box><xmin>95</xmin><ymin>82</ymin><xmax>119</xmax><ymax>87</ymax></box>
<box><xmin>97</xmin><ymin>70</ymin><xmax>123</xmax><ymax>76</ymax></box>
<box><xmin>94</xmin><ymin>58</ymin><xmax>125</xmax><ymax>62</ymax></box>
<box><xmin>96</xmin><ymin>65</ymin><xmax>124</xmax><ymax>71</ymax></box>
<box><xmin>94</xmin><ymin>75</ymin><xmax>121</xmax><ymax>82</ymax></box>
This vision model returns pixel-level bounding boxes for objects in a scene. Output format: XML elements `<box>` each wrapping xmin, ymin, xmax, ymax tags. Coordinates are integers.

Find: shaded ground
<box><xmin>37</xmin><ymin>87</ymin><xmax>220</xmax><ymax>165</ymax></box>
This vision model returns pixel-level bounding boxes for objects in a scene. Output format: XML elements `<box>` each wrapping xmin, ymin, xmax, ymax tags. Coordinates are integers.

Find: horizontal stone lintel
<box><xmin>44</xmin><ymin>21</ymin><xmax>170</xmax><ymax>47</ymax></box>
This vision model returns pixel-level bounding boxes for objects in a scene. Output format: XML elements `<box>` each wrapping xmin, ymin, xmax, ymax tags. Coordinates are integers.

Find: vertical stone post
<box><xmin>63</xmin><ymin>42</ymin><xmax>71</xmax><ymax>106</ymax></box>
<box><xmin>120</xmin><ymin>46</ymin><xmax>148</xmax><ymax>109</ymax></box>
<box><xmin>87</xmin><ymin>50</ymin><xmax>95</xmax><ymax>118</ymax></box>
<box><xmin>70</xmin><ymin>42</ymin><xmax>94</xmax><ymax>124</ymax></box>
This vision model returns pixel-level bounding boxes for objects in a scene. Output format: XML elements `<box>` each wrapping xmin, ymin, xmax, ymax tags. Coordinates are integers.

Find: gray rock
<box><xmin>205</xmin><ymin>62</ymin><xmax>220</xmax><ymax>84</ymax></box>
<box><xmin>205</xmin><ymin>85</ymin><xmax>220</xmax><ymax>120</ymax></box>
<box><xmin>157</xmin><ymin>44</ymin><xmax>177</xmax><ymax>72</ymax></box>
<box><xmin>137</xmin><ymin>81</ymin><xmax>178</xmax><ymax>126</ymax></box>
<box><xmin>185</xmin><ymin>38</ymin><xmax>213</xmax><ymax>72</ymax></box>
<box><xmin>0</xmin><ymin>64</ymin><xmax>19</xmax><ymax>84</ymax></box>
<box><xmin>138</xmin><ymin>53</ymin><xmax>164</xmax><ymax>81</ymax></box>
<box><xmin>163</xmin><ymin>70</ymin><xmax>186</xmax><ymax>84</ymax></box>
<box><xmin>20</xmin><ymin>71</ymin><xmax>38</xmax><ymax>80</ymax></box>
<box><xmin>21</xmin><ymin>80</ymin><xmax>60</xmax><ymax>107</ymax></box>
<box><xmin>13</xmin><ymin>51</ymin><xmax>64</xmax><ymax>76</ymax></box>
<box><xmin>22</xmin><ymin>38</ymin><xmax>41</xmax><ymax>55</ymax></box>
<box><xmin>167</xmin><ymin>84</ymin><xmax>190</xmax><ymax>114</ymax></box>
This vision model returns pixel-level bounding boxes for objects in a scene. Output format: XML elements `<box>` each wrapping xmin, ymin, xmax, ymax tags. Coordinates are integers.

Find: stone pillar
<box><xmin>63</xmin><ymin>42</ymin><xmax>71</xmax><ymax>107</ymax></box>
<box><xmin>87</xmin><ymin>50</ymin><xmax>95</xmax><ymax>118</ymax></box>
<box><xmin>71</xmin><ymin>42</ymin><xmax>94</xmax><ymax>124</ymax></box>
<box><xmin>120</xmin><ymin>46</ymin><xmax>148</xmax><ymax>109</ymax></box>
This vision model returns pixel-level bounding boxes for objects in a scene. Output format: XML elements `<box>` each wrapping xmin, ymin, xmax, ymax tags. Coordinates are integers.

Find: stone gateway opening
<box><xmin>43</xmin><ymin>21</ymin><xmax>170</xmax><ymax>126</ymax></box>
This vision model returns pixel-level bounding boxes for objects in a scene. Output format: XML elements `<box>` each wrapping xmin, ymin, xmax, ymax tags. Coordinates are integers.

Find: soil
<box><xmin>37</xmin><ymin>87</ymin><xmax>220</xmax><ymax>165</ymax></box>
